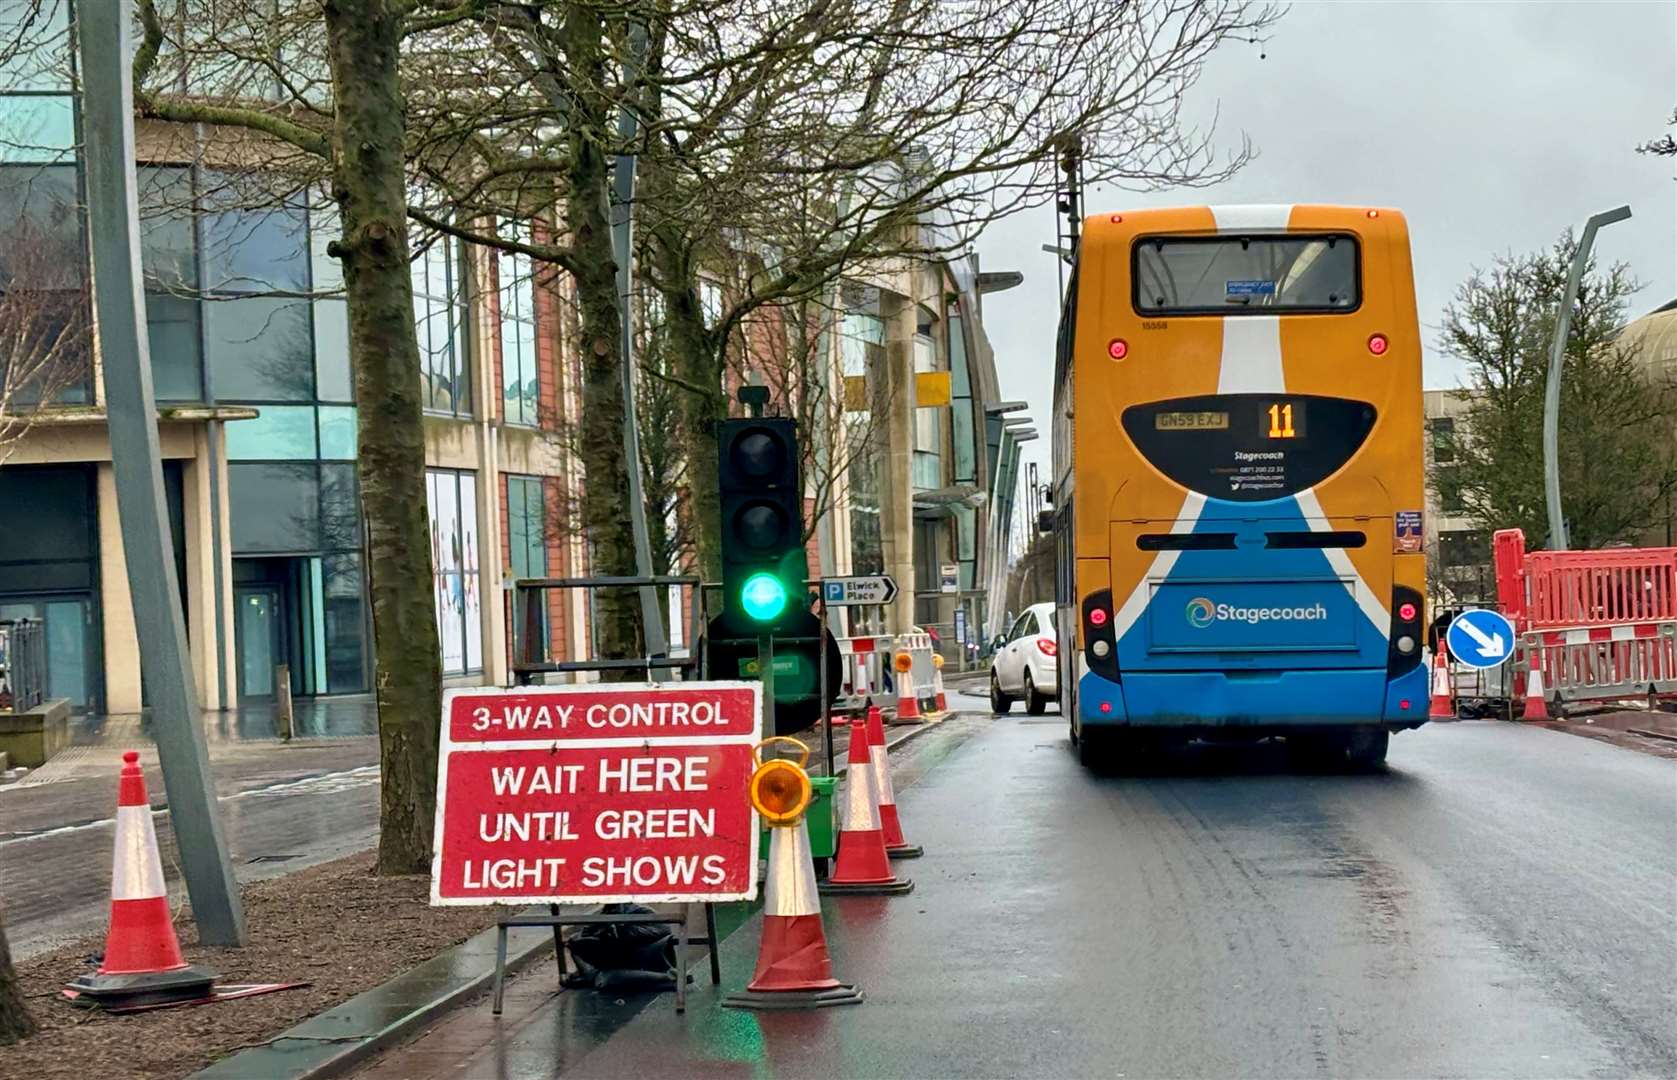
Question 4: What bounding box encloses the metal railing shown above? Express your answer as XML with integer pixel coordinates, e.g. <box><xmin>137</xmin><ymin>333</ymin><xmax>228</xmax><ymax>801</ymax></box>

<box><xmin>0</xmin><ymin>617</ymin><xmax>47</xmax><ymax>713</ymax></box>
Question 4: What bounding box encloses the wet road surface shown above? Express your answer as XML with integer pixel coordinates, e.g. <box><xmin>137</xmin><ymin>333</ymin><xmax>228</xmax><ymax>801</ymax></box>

<box><xmin>361</xmin><ymin>692</ymin><xmax>1677</xmax><ymax>1078</ymax></box>
<box><xmin>1</xmin><ymin>729</ymin><xmax>379</xmax><ymax>957</ymax></box>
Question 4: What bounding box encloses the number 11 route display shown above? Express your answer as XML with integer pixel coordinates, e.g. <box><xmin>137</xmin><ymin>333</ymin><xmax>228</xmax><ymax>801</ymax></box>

<box><xmin>430</xmin><ymin>682</ymin><xmax>763</xmax><ymax>906</ymax></box>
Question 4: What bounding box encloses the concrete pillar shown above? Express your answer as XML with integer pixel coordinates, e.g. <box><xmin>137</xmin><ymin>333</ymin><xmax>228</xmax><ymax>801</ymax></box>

<box><xmin>182</xmin><ymin>429</ymin><xmax>222</xmax><ymax>710</ymax></box>
<box><xmin>214</xmin><ymin>429</ymin><xmax>237</xmax><ymax>706</ymax></box>
<box><xmin>479</xmin><ymin>425</ymin><xmax>508</xmax><ymax>686</ymax></box>
<box><xmin>876</xmin><ymin>298</ymin><xmax>918</xmax><ymax>634</ymax></box>
<box><xmin>96</xmin><ymin>462</ymin><xmax>142</xmax><ymax>715</ymax></box>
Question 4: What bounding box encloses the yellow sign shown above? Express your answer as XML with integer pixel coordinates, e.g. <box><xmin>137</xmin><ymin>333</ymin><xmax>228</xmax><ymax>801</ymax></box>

<box><xmin>1266</xmin><ymin>402</ymin><xmax>1298</xmax><ymax>439</ymax></box>
<box><xmin>844</xmin><ymin>375</ymin><xmax>868</xmax><ymax>411</ymax></box>
<box><xmin>915</xmin><ymin>371</ymin><xmax>952</xmax><ymax>408</ymax></box>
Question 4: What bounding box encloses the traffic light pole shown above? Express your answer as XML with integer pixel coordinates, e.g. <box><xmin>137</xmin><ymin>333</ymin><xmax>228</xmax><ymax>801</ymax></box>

<box><xmin>819</xmin><ymin>630</ymin><xmax>833</xmax><ymax>777</ymax></box>
<box><xmin>757</xmin><ymin>633</ymin><xmax>776</xmax><ymax>749</ymax></box>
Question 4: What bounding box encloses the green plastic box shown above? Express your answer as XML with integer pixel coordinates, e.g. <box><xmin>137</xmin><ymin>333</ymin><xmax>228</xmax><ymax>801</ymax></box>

<box><xmin>760</xmin><ymin>774</ymin><xmax>838</xmax><ymax>867</ymax></box>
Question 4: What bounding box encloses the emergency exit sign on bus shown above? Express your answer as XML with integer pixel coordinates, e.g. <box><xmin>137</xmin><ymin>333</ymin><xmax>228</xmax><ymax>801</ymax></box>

<box><xmin>430</xmin><ymin>682</ymin><xmax>762</xmax><ymax>906</ymax></box>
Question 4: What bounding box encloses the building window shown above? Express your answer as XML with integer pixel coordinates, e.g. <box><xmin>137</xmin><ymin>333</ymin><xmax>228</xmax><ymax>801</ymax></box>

<box><xmin>1427</xmin><ymin>416</ymin><xmax>1456</xmax><ymax>464</ymax></box>
<box><xmin>497</xmin><ymin>221</ymin><xmax>539</xmax><ymax>426</ymax></box>
<box><xmin>913</xmin><ymin>332</ymin><xmax>942</xmax><ymax>489</ymax></box>
<box><xmin>415</xmin><ymin>232</ymin><xmax>470</xmax><ymax>416</ymax></box>
<box><xmin>427</xmin><ymin>469</ymin><xmax>483</xmax><ymax>675</ymax></box>
<box><xmin>506</xmin><ymin>474</ymin><xmax>547</xmax><ymax>651</ymax></box>
<box><xmin>1440</xmin><ymin>530</ymin><xmax>1488</xmax><ymax>569</ymax></box>
<box><xmin>1434</xmin><ymin>465</ymin><xmax>1466</xmax><ymax>515</ymax></box>
<box><xmin>0</xmin><ymin>162</ymin><xmax>90</xmax><ymax>404</ymax></box>
<box><xmin>0</xmin><ymin>0</ymin><xmax>75</xmax><ymax>164</ymax></box>
<box><xmin>200</xmin><ymin>174</ymin><xmax>314</xmax><ymax>402</ymax></box>
<box><xmin>947</xmin><ymin>298</ymin><xmax>976</xmax><ymax>484</ymax></box>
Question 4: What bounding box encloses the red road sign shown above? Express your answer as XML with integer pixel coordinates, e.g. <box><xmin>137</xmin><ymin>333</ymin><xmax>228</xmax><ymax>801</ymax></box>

<box><xmin>431</xmin><ymin>682</ymin><xmax>762</xmax><ymax>905</ymax></box>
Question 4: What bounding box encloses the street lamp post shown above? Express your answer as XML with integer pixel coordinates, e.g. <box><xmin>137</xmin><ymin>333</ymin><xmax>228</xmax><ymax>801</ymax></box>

<box><xmin>1543</xmin><ymin>205</ymin><xmax>1632</xmax><ymax>550</ymax></box>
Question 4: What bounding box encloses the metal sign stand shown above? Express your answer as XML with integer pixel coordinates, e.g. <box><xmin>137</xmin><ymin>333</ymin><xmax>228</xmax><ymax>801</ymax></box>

<box><xmin>491</xmin><ymin>904</ymin><xmax>720</xmax><ymax>1016</ymax></box>
<box><xmin>491</xmin><ymin>575</ymin><xmax>722</xmax><ymax>1015</ymax></box>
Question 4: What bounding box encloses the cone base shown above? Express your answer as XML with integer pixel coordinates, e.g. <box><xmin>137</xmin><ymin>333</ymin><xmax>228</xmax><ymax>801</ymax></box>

<box><xmin>723</xmin><ymin>983</ymin><xmax>864</xmax><ymax>1011</ymax></box>
<box><xmin>819</xmin><ymin>877</ymin><xmax>914</xmax><ymax>896</ymax></box>
<box><xmin>886</xmin><ymin>844</ymin><xmax>924</xmax><ymax>859</ymax></box>
<box><xmin>66</xmin><ymin>965</ymin><xmax>216</xmax><ymax>1009</ymax></box>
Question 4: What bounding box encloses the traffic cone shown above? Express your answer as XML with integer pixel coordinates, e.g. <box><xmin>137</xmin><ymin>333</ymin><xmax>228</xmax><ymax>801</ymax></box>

<box><xmin>893</xmin><ymin>652</ymin><xmax>921</xmax><ymax>722</ymax></box>
<box><xmin>1427</xmin><ymin>648</ymin><xmax>1454</xmax><ymax>720</ymax></box>
<box><xmin>932</xmin><ymin>654</ymin><xmax>948</xmax><ymax>713</ymax></box>
<box><xmin>1523</xmin><ymin>646</ymin><xmax>1552</xmax><ymax>721</ymax></box>
<box><xmin>65</xmin><ymin>752</ymin><xmax>216</xmax><ymax>1007</ymax></box>
<box><xmin>865</xmin><ymin>705</ymin><xmax>922</xmax><ymax>859</ymax></box>
<box><xmin>820</xmin><ymin>719</ymin><xmax>913</xmax><ymax>895</ymax></box>
<box><xmin>723</xmin><ymin>818</ymin><xmax>863</xmax><ymax>1010</ymax></box>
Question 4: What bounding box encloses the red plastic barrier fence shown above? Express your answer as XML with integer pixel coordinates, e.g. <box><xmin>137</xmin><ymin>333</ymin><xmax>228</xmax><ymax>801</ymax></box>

<box><xmin>1494</xmin><ymin>528</ymin><xmax>1677</xmax><ymax>631</ymax></box>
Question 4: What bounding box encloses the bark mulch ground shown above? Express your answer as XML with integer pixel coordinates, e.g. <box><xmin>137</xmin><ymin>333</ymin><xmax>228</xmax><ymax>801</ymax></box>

<box><xmin>6</xmin><ymin>852</ymin><xmax>500</xmax><ymax>1079</ymax></box>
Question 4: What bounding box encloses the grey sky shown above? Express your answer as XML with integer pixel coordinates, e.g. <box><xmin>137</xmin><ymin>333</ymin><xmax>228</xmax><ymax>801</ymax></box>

<box><xmin>976</xmin><ymin>0</ymin><xmax>1677</xmax><ymax>498</ymax></box>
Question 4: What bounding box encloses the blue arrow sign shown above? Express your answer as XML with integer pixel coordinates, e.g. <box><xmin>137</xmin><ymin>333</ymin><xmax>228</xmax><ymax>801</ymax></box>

<box><xmin>1445</xmin><ymin>608</ymin><xmax>1515</xmax><ymax>670</ymax></box>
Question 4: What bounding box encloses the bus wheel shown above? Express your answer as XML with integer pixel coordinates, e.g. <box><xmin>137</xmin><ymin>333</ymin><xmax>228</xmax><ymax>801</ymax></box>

<box><xmin>990</xmin><ymin>671</ymin><xmax>1013</xmax><ymax>714</ymax></box>
<box><xmin>1024</xmin><ymin>672</ymin><xmax>1047</xmax><ymax>715</ymax></box>
<box><xmin>1346</xmin><ymin>728</ymin><xmax>1389</xmax><ymax>769</ymax></box>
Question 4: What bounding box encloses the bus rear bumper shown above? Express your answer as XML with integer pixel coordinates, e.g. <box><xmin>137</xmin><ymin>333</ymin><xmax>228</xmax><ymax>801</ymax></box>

<box><xmin>1077</xmin><ymin>664</ymin><xmax>1429</xmax><ymax>732</ymax></box>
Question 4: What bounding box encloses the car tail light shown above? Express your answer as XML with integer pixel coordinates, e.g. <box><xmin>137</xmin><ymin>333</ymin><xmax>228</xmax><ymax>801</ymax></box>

<box><xmin>1399</xmin><ymin>602</ymin><xmax>1417</xmax><ymax>622</ymax></box>
<box><xmin>1107</xmin><ymin>338</ymin><xmax>1128</xmax><ymax>360</ymax></box>
<box><xmin>1368</xmin><ymin>333</ymin><xmax>1388</xmax><ymax>355</ymax></box>
<box><xmin>1036</xmin><ymin>637</ymin><xmax>1057</xmax><ymax>657</ymax></box>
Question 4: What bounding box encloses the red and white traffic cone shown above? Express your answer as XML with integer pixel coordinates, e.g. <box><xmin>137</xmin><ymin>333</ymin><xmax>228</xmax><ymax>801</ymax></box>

<box><xmin>65</xmin><ymin>751</ymin><xmax>216</xmax><ymax>1007</ymax></box>
<box><xmin>932</xmin><ymin>655</ymin><xmax>948</xmax><ymax>713</ymax></box>
<box><xmin>820</xmin><ymin>719</ymin><xmax>913</xmax><ymax>895</ymax></box>
<box><xmin>1523</xmin><ymin>647</ymin><xmax>1552</xmax><ymax>721</ymax></box>
<box><xmin>893</xmin><ymin>653</ymin><xmax>921</xmax><ymax>722</ymax></box>
<box><xmin>865</xmin><ymin>706</ymin><xmax>922</xmax><ymax>859</ymax></box>
<box><xmin>1427</xmin><ymin>647</ymin><xmax>1454</xmax><ymax>720</ymax></box>
<box><xmin>723</xmin><ymin>818</ymin><xmax>863</xmax><ymax>1010</ymax></box>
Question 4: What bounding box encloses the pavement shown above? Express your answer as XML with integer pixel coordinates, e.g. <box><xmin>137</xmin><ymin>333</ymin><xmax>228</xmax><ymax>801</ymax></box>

<box><xmin>347</xmin><ymin>686</ymin><xmax>1677</xmax><ymax>1079</ymax></box>
<box><xmin>1</xmin><ymin>699</ymin><xmax>380</xmax><ymax>957</ymax></box>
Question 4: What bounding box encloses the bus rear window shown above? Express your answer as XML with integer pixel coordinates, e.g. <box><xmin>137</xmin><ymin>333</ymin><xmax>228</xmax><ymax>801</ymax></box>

<box><xmin>1133</xmin><ymin>234</ymin><xmax>1359</xmax><ymax>315</ymax></box>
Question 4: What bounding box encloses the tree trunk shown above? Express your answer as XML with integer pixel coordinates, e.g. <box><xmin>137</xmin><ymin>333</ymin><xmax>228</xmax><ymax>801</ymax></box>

<box><xmin>322</xmin><ymin>0</ymin><xmax>441</xmax><ymax>874</ymax></box>
<box><xmin>673</xmin><ymin>312</ymin><xmax>725</xmax><ymax>583</ymax></box>
<box><xmin>0</xmin><ymin>916</ymin><xmax>34</xmax><ymax>1045</ymax></box>
<box><xmin>562</xmin><ymin>5</ymin><xmax>643</xmax><ymax>666</ymax></box>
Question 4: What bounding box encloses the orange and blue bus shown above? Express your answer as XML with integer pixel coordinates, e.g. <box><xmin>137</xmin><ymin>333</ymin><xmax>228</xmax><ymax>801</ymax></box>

<box><xmin>1050</xmin><ymin>205</ymin><xmax>1427</xmax><ymax>767</ymax></box>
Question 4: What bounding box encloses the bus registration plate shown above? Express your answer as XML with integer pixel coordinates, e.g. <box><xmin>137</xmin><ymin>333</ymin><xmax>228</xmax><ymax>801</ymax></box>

<box><xmin>1155</xmin><ymin>411</ymin><xmax>1229</xmax><ymax>431</ymax></box>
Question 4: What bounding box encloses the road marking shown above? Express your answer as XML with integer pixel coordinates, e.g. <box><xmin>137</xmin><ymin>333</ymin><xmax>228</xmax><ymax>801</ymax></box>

<box><xmin>0</xmin><ymin>765</ymin><xmax>380</xmax><ymax>847</ymax></box>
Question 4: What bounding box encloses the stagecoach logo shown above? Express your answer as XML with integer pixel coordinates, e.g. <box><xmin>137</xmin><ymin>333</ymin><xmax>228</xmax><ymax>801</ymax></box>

<box><xmin>1186</xmin><ymin>596</ymin><xmax>1329</xmax><ymax>628</ymax></box>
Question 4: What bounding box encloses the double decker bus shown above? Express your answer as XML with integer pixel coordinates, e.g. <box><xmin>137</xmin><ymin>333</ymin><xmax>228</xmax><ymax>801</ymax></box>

<box><xmin>1050</xmin><ymin>205</ymin><xmax>1427</xmax><ymax>767</ymax></box>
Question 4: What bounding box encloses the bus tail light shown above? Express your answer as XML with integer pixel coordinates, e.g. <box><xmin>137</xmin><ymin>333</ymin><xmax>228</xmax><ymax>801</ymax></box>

<box><xmin>1368</xmin><ymin>333</ymin><xmax>1388</xmax><ymax>356</ymax></box>
<box><xmin>1036</xmin><ymin>637</ymin><xmax>1057</xmax><ymax>657</ymax></box>
<box><xmin>1082</xmin><ymin>590</ymin><xmax>1119</xmax><ymax>682</ymax></box>
<box><xmin>1387</xmin><ymin>586</ymin><xmax>1424</xmax><ymax>678</ymax></box>
<box><xmin>1108</xmin><ymin>339</ymin><xmax>1128</xmax><ymax>360</ymax></box>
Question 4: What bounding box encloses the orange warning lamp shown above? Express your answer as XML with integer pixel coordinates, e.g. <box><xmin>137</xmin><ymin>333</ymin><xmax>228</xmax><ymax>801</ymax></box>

<box><xmin>893</xmin><ymin>651</ymin><xmax>913</xmax><ymax>673</ymax></box>
<box><xmin>933</xmin><ymin>654</ymin><xmax>944</xmax><ymax>669</ymax></box>
<box><xmin>750</xmin><ymin>737</ymin><xmax>813</xmax><ymax>826</ymax></box>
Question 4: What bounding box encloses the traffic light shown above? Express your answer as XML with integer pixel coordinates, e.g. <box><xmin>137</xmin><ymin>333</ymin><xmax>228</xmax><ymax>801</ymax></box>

<box><xmin>716</xmin><ymin>417</ymin><xmax>806</xmax><ymax>637</ymax></box>
<box><xmin>705</xmin><ymin>414</ymin><xmax>839</xmax><ymax>733</ymax></box>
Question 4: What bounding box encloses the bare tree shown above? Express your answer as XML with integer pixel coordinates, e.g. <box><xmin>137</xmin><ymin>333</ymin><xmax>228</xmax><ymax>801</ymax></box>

<box><xmin>626</xmin><ymin>0</ymin><xmax>1280</xmax><ymax>575</ymax></box>
<box><xmin>1638</xmin><ymin>108</ymin><xmax>1676</xmax><ymax>158</ymax></box>
<box><xmin>132</xmin><ymin>0</ymin><xmax>443</xmax><ymax>873</ymax></box>
<box><xmin>0</xmin><ymin>213</ymin><xmax>93</xmax><ymax>466</ymax></box>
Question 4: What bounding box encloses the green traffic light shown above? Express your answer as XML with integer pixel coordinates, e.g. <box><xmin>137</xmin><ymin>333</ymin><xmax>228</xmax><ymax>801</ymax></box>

<box><xmin>740</xmin><ymin>571</ymin><xmax>789</xmax><ymax>622</ymax></box>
